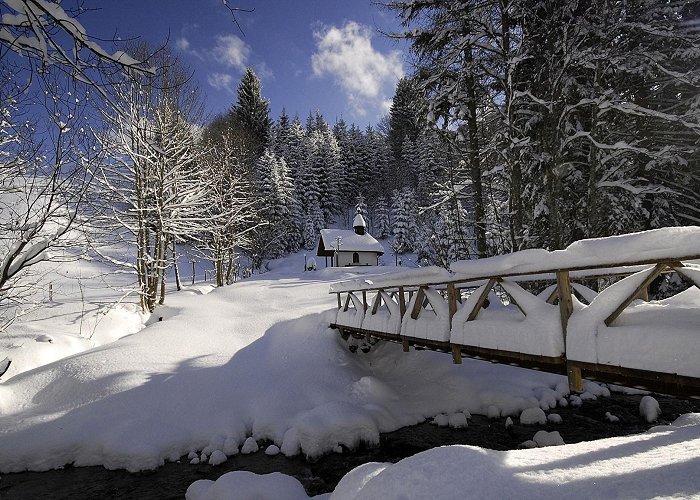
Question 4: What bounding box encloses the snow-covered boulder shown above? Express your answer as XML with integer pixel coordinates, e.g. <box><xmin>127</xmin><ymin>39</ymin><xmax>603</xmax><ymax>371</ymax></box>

<box><xmin>208</xmin><ymin>450</ymin><xmax>227</xmax><ymax>466</ymax></box>
<box><xmin>532</xmin><ymin>430</ymin><xmax>565</xmax><ymax>447</ymax></box>
<box><xmin>640</xmin><ymin>396</ymin><xmax>661</xmax><ymax>423</ymax></box>
<box><xmin>241</xmin><ymin>437</ymin><xmax>259</xmax><ymax>454</ymax></box>
<box><xmin>520</xmin><ymin>407</ymin><xmax>547</xmax><ymax>425</ymax></box>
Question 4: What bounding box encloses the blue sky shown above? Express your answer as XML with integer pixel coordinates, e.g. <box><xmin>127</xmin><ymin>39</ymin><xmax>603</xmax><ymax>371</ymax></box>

<box><xmin>86</xmin><ymin>0</ymin><xmax>408</xmax><ymax>127</ymax></box>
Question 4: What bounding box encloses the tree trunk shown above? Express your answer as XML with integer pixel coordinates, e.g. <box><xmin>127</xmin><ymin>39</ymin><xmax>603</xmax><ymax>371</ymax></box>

<box><xmin>464</xmin><ymin>46</ymin><xmax>487</xmax><ymax>258</ymax></box>
<box><xmin>171</xmin><ymin>238</ymin><xmax>182</xmax><ymax>291</ymax></box>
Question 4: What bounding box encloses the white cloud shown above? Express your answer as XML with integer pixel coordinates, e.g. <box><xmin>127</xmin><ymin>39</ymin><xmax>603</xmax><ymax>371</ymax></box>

<box><xmin>212</xmin><ymin>34</ymin><xmax>251</xmax><ymax>71</ymax></box>
<box><xmin>311</xmin><ymin>21</ymin><xmax>404</xmax><ymax>118</ymax></box>
<box><xmin>207</xmin><ymin>72</ymin><xmax>234</xmax><ymax>93</ymax></box>
<box><xmin>175</xmin><ymin>37</ymin><xmax>190</xmax><ymax>51</ymax></box>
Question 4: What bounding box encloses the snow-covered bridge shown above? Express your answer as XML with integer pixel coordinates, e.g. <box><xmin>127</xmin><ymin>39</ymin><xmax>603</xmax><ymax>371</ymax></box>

<box><xmin>330</xmin><ymin>227</ymin><xmax>700</xmax><ymax>397</ymax></box>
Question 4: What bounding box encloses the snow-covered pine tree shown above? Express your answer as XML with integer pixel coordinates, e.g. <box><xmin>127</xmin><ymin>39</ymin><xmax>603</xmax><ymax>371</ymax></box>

<box><xmin>373</xmin><ymin>196</ymin><xmax>391</xmax><ymax>240</ymax></box>
<box><xmin>268</xmin><ymin>108</ymin><xmax>291</xmax><ymax>160</ymax></box>
<box><xmin>307</xmin><ymin>123</ymin><xmax>343</xmax><ymax>224</ymax></box>
<box><xmin>355</xmin><ymin>193</ymin><xmax>368</xmax><ymax>217</ymax></box>
<box><xmin>387</xmin><ymin>77</ymin><xmax>425</xmax><ymax>191</ymax></box>
<box><xmin>230</xmin><ymin>67</ymin><xmax>272</xmax><ymax>160</ymax></box>
<box><xmin>391</xmin><ymin>187</ymin><xmax>417</xmax><ymax>254</ymax></box>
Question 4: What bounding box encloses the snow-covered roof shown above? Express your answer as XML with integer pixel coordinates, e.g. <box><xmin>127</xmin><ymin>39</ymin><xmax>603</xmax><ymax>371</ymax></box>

<box><xmin>318</xmin><ymin>228</ymin><xmax>384</xmax><ymax>255</ymax></box>
<box><xmin>352</xmin><ymin>213</ymin><xmax>366</xmax><ymax>228</ymax></box>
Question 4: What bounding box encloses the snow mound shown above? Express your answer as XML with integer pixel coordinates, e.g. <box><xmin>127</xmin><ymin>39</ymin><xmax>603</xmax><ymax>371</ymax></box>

<box><xmin>207</xmin><ymin>450</ymin><xmax>227</xmax><ymax>466</ymax></box>
<box><xmin>532</xmin><ymin>430</ymin><xmax>565</xmax><ymax>447</ymax></box>
<box><xmin>520</xmin><ymin>408</ymin><xmax>546</xmax><ymax>425</ymax></box>
<box><xmin>186</xmin><ymin>471</ymin><xmax>308</xmax><ymax>500</ymax></box>
<box><xmin>241</xmin><ymin>437</ymin><xmax>259</xmax><ymax>455</ymax></box>
<box><xmin>640</xmin><ymin>396</ymin><xmax>661</xmax><ymax>423</ymax></box>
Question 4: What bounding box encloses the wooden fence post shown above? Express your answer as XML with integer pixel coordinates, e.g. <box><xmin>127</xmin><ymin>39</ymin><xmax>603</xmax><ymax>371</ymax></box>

<box><xmin>557</xmin><ymin>270</ymin><xmax>583</xmax><ymax>392</ymax></box>
<box><xmin>448</xmin><ymin>283</ymin><xmax>461</xmax><ymax>364</ymax></box>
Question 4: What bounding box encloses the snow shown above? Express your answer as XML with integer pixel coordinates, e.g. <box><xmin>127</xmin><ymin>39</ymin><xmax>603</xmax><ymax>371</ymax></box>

<box><xmin>329</xmin><ymin>266</ymin><xmax>452</xmax><ymax>293</ymax></box>
<box><xmin>1</xmin><ymin>236</ymin><xmax>699</xmax><ymax>498</ymax></box>
<box><xmin>531</xmin><ymin>430</ymin><xmax>565</xmax><ymax>447</ymax></box>
<box><xmin>319</xmin><ymin>228</ymin><xmax>384</xmax><ymax>254</ymax></box>
<box><xmin>191</xmin><ymin>413</ymin><xmax>700</xmax><ymax>499</ymax></box>
<box><xmin>547</xmin><ymin>413</ymin><xmax>562</xmax><ymax>424</ymax></box>
<box><xmin>520</xmin><ymin>407</ymin><xmax>547</xmax><ymax>425</ymax></box>
<box><xmin>265</xmin><ymin>444</ymin><xmax>280</xmax><ymax>456</ymax></box>
<box><xmin>360</xmin><ymin>290</ymin><xmax>401</xmax><ymax>334</ymax></box>
<box><xmin>186</xmin><ymin>471</ymin><xmax>309</xmax><ymax>500</ymax></box>
<box><xmin>241</xmin><ymin>437</ymin><xmax>259</xmax><ymax>455</ymax></box>
<box><xmin>400</xmin><ymin>287</ymin><xmax>450</xmax><ymax>342</ymax></box>
<box><xmin>640</xmin><ymin>396</ymin><xmax>661</xmax><ymax>423</ymax></box>
<box><xmin>450</xmin><ymin>226</ymin><xmax>700</xmax><ymax>278</ymax></box>
<box><xmin>450</xmin><ymin>280</ymin><xmax>564</xmax><ymax>357</ymax></box>
<box><xmin>335</xmin><ymin>292</ymin><xmax>365</xmax><ymax>329</ymax></box>
<box><xmin>208</xmin><ymin>450</ymin><xmax>227</xmax><ymax>466</ymax></box>
<box><xmin>567</xmin><ymin>268</ymin><xmax>700</xmax><ymax>377</ymax></box>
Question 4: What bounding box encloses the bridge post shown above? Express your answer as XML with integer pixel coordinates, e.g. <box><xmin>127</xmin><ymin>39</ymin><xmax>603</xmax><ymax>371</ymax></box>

<box><xmin>448</xmin><ymin>284</ymin><xmax>461</xmax><ymax>364</ymax></box>
<box><xmin>398</xmin><ymin>287</ymin><xmax>409</xmax><ymax>352</ymax></box>
<box><xmin>557</xmin><ymin>270</ymin><xmax>583</xmax><ymax>392</ymax></box>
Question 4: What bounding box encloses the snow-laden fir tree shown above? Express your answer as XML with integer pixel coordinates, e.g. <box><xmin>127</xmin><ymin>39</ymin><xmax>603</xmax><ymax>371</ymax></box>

<box><xmin>391</xmin><ymin>187</ymin><xmax>417</xmax><ymax>254</ymax></box>
<box><xmin>230</xmin><ymin>68</ymin><xmax>272</xmax><ymax>157</ymax></box>
<box><xmin>387</xmin><ymin>77</ymin><xmax>425</xmax><ymax>191</ymax></box>
<box><xmin>373</xmin><ymin>195</ymin><xmax>391</xmax><ymax>240</ymax></box>
<box><xmin>355</xmin><ymin>193</ymin><xmax>368</xmax><ymax>217</ymax></box>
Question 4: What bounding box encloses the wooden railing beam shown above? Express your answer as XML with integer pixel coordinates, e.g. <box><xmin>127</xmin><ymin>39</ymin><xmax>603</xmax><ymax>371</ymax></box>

<box><xmin>604</xmin><ymin>263</ymin><xmax>668</xmax><ymax>327</ymax></box>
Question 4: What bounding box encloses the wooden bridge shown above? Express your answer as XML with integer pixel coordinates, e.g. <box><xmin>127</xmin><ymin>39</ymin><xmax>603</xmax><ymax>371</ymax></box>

<box><xmin>329</xmin><ymin>227</ymin><xmax>700</xmax><ymax>398</ymax></box>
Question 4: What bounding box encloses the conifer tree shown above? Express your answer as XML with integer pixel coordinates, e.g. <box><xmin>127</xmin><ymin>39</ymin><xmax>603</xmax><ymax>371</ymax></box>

<box><xmin>373</xmin><ymin>195</ymin><xmax>391</xmax><ymax>239</ymax></box>
<box><xmin>230</xmin><ymin>67</ymin><xmax>272</xmax><ymax>159</ymax></box>
<box><xmin>391</xmin><ymin>187</ymin><xmax>416</xmax><ymax>254</ymax></box>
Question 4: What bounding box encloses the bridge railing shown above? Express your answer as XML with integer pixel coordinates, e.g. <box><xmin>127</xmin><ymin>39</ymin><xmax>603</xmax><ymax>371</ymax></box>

<box><xmin>329</xmin><ymin>227</ymin><xmax>700</xmax><ymax>396</ymax></box>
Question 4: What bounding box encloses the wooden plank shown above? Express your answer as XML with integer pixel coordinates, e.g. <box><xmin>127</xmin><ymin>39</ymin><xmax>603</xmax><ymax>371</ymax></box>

<box><xmin>467</xmin><ymin>278</ymin><xmax>497</xmax><ymax>321</ymax></box>
<box><xmin>371</xmin><ymin>289</ymin><xmax>382</xmax><ymax>315</ymax></box>
<box><xmin>568</xmin><ymin>359</ymin><xmax>700</xmax><ymax>398</ymax></box>
<box><xmin>362</xmin><ymin>290</ymin><xmax>368</xmax><ymax>312</ymax></box>
<box><xmin>343</xmin><ymin>293</ymin><xmax>351</xmax><ymax>312</ymax></box>
<box><xmin>447</xmin><ymin>283</ymin><xmax>458</xmax><ymax>329</ymax></box>
<box><xmin>402</xmin><ymin>336</ymin><xmax>410</xmax><ymax>352</ymax></box>
<box><xmin>410</xmin><ymin>287</ymin><xmax>426</xmax><ymax>320</ymax></box>
<box><xmin>556</xmin><ymin>271</ymin><xmax>573</xmax><ymax>336</ymax></box>
<box><xmin>450</xmin><ymin>344</ymin><xmax>567</xmax><ymax>373</ymax></box>
<box><xmin>337</xmin><ymin>292</ymin><xmax>341</xmax><ymax>309</ymax></box>
<box><xmin>604</xmin><ymin>264</ymin><xmax>667</xmax><ymax>326</ymax></box>
<box><xmin>398</xmin><ymin>286</ymin><xmax>406</xmax><ymax>317</ymax></box>
<box><xmin>546</xmin><ymin>287</ymin><xmax>559</xmax><ymax>305</ymax></box>
<box><xmin>567</xmin><ymin>364</ymin><xmax>584</xmax><ymax>393</ymax></box>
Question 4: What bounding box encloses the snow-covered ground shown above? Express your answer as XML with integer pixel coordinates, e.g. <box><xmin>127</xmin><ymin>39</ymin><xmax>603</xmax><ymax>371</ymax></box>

<box><xmin>1</xmin><ymin>246</ymin><xmax>699</xmax><ymax>499</ymax></box>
